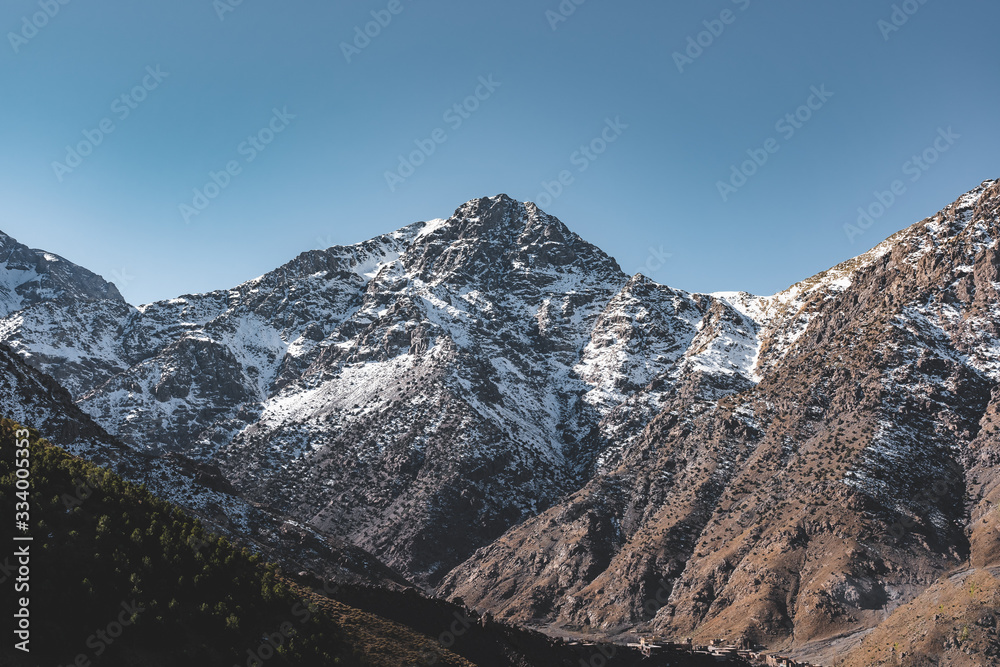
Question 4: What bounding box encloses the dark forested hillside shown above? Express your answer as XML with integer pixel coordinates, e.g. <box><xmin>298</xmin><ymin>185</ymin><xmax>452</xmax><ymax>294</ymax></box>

<box><xmin>0</xmin><ymin>419</ymin><xmax>472</xmax><ymax>667</ymax></box>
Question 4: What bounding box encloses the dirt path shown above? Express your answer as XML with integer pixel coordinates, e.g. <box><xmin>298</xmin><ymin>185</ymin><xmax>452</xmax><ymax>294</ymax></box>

<box><xmin>785</xmin><ymin>627</ymin><xmax>875</xmax><ymax>666</ymax></box>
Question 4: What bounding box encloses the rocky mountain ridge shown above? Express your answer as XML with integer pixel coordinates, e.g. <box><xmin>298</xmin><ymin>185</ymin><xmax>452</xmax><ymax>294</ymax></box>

<box><xmin>2</xmin><ymin>181</ymin><xmax>999</xmax><ymax>664</ymax></box>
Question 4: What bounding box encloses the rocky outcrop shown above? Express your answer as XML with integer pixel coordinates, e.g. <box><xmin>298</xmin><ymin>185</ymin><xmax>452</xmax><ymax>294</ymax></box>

<box><xmin>0</xmin><ymin>231</ymin><xmax>124</xmax><ymax>317</ymax></box>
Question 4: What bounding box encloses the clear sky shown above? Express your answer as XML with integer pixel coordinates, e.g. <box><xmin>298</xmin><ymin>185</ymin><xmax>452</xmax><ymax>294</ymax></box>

<box><xmin>2</xmin><ymin>0</ymin><xmax>998</xmax><ymax>305</ymax></box>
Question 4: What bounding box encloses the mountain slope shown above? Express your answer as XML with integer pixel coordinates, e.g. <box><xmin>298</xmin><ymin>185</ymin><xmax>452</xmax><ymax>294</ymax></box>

<box><xmin>1</xmin><ymin>181</ymin><xmax>998</xmax><ymax>664</ymax></box>
<box><xmin>0</xmin><ymin>339</ymin><xmax>411</xmax><ymax>594</ymax></box>
<box><xmin>0</xmin><ymin>230</ymin><xmax>123</xmax><ymax>316</ymax></box>
<box><xmin>439</xmin><ymin>180</ymin><xmax>1000</xmax><ymax>661</ymax></box>
<box><xmin>0</xmin><ymin>420</ymin><xmax>476</xmax><ymax>667</ymax></box>
<box><xmin>214</xmin><ymin>196</ymin><xmax>631</xmax><ymax>583</ymax></box>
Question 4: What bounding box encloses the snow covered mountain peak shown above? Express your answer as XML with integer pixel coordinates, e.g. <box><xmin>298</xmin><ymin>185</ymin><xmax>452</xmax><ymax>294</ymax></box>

<box><xmin>0</xmin><ymin>230</ymin><xmax>124</xmax><ymax>318</ymax></box>
<box><xmin>399</xmin><ymin>194</ymin><xmax>624</xmax><ymax>291</ymax></box>
<box><xmin>3</xmin><ymin>182</ymin><xmax>1000</xmax><ymax>600</ymax></box>
<box><xmin>5</xmin><ymin>183</ymin><xmax>1000</xmax><ymax>661</ymax></box>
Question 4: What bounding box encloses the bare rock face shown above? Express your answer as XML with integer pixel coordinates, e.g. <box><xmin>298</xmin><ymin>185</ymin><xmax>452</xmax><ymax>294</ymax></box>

<box><xmin>439</xmin><ymin>181</ymin><xmax>1000</xmax><ymax>658</ymax></box>
<box><xmin>2</xmin><ymin>182</ymin><xmax>1000</xmax><ymax>662</ymax></box>
<box><xmin>0</xmin><ymin>233</ymin><xmax>132</xmax><ymax>396</ymax></box>
<box><xmin>211</xmin><ymin>196</ymin><xmax>631</xmax><ymax>583</ymax></box>
<box><xmin>0</xmin><ymin>342</ymin><xmax>121</xmax><ymax>454</ymax></box>
<box><xmin>0</xmin><ymin>231</ymin><xmax>124</xmax><ymax>315</ymax></box>
<box><xmin>0</xmin><ymin>340</ymin><xmax>409</xmax><ymax>594</ymax></box>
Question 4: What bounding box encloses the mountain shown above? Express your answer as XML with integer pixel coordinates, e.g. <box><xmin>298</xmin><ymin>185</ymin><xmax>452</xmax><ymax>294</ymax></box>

<box><xmin>440</xmin><ymin>180</ymin><xmax>1000</xmax><ymax>663</ymax></box>
<box><xmin>0</xmin><ymin>230</ymin><xmax>124</xmax><ymax>314</ymax></box>
<box><xmin>2</xmin><ymin>196</ymin><xmax>635</xmax><ymax>584</ymax></box>
<box><xmin>1</xmin><ymin>181</ymin><xmax>999</xmax><ymax>665</ymax></box>
<box><xmin>0</xmin><ymin>333</ymin><xmax>410</xmax><ymax>594</ymax></box>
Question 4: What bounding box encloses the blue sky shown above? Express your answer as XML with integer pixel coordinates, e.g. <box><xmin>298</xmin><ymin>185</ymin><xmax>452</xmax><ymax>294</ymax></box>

<box><xmin>2</xmin><ymin>0</ymin><xmax>998</xmax><ymax>305</ymax></box>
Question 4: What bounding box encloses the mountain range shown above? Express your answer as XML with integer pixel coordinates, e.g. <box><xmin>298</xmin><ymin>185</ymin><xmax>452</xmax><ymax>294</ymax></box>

<box><xmin>3</xmin><ymin>180</ymin><xmax>999</xmax><ymax>665</ymax></box>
